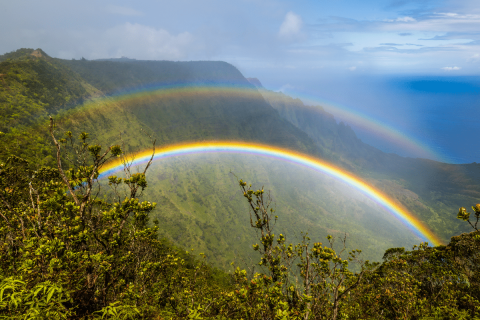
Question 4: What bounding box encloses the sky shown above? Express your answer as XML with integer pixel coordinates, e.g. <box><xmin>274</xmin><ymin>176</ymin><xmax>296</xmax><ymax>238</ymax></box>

<box><xmin>2</xmin><ymin>0</ymin><xmax>479</xmax><ymax>75</ymax></box>
<box><xmin>1</xmin><ymin>0</ymin><xmax>479</xmax><ymax>163</ymax></box>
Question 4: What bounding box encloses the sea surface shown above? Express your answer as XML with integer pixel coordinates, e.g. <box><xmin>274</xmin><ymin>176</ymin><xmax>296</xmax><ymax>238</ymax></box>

<box><xmin>277</xmin><ymin>75</ymin><xmax>480</xmax><ymax>164</ymax></box>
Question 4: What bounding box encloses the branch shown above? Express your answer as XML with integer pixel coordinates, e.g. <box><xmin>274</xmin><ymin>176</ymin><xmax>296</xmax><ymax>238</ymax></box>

<box><xmin>49</xmin><ymin>117</ymin><xmax>80</xmax><ymax>206</ymax></box>
<box><xmin>142</xmin><ymin>134</ymin><xmax>156</xmax><ymax>176</ymax></box>
<box><xmin>337</xmin><ymin>270</ymin><xmax>366</xmax><ymax>301</ymax></box>
<box><xmin>79</xmin><ymin>147</ymin><xmax>111</xmax><ymax>216</ymax></box>
<box><xmin>28</xmin><ymin>182</ymin><xmax>42</xmax><ymax>232</ymax></box>
<box><xmin>116</xmin><ymin>139</ymin><xmax>156</xmax><ymax>238</ymax></box>
<box><xmin>0</xmin><ymin>192</ymin><xmax>12</xmax><ymax>224</ymax></box>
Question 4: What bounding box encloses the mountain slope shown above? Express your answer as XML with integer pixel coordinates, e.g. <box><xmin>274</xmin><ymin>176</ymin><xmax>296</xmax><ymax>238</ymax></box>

<box><xmin>0</xmin><ymin>49</ymin><xmax>154</xmax><ymax>165</ymax></box>
<box><xmin>60</xmin><ymin>59</ymin><xmax>323</xmax><ymax>156</ymax></box>
<box><xmin>257</xmin><ymin>86</ymin><xmax>480</xmax><ymax>240</ymax></box>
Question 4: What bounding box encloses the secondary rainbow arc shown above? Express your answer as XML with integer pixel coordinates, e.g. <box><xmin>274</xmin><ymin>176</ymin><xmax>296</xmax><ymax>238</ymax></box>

<box><xmin>99</xmin><ymin>141</ymin><xmax>444</xmax><ymax>246</ymax></box>
<box><xmin>269</xmin><ymin>89</ymin><xmax>444</xmax><ymax>162</ymax></box>
<box><xmin>70</xmin><ymin>82</ymin><xmax>443</xmax><ymax>162</ymax></box>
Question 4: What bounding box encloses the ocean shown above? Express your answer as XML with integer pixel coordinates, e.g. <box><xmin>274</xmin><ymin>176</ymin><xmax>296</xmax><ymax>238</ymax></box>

<box><xmin>276</xmin><ymin>75</ymin><xmax>480</xmax><ymax>164</ymax></box>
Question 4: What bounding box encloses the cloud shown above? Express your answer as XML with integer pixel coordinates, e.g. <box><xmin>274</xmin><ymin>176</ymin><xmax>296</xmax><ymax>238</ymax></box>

<box><xmin>446</xmin><ymin>0</ymin><xmax>480</xmax><ymax>15</ymax></box>
<box><xmin>106</xmin><ymin>5</ymin><xmax>143</xmax><ymax>16</ymax></box>
<box><xmin>277</xmin><ymin>84</ymin><xmax>294</xmax><ymax>93</ymax></box>
<box><xmin>421</xmin><ymin>32</ymin><xmax>480</xmax><ymax>40</ymax></box>
<box><xmin>99</xmin><ymin>23</ymin><xmax>195</xmax><ymax>60</ymax></box>
<box><xmin>386</xmin><ymin>0</ymin><xmax>435</xmax><ymax>9</ymax></box>
<box><xmin>312</xmin><ymin>11</ymin><xmax>480</xmax><ymax>35</ymax></box>
<box><xmin>396</xmin><ymin>16</ymin><xmax>416</xmax><ymax>22</ymax></box>
<box><xmin>349</xmin><ymin>66</ymin><xmax>357</xmax><ymax>71</ymax></box>
<box><xmin>278</xmin><ymin>12</ymin><xmax>303</xmax><ymax>39</ymax></box>
<box><xmin>363</xmin><ymin>45</ymin><xmax>455</xmax><ymax>54</ymax></box>
<box><xmin>364</xmin><ymin>46</ymin><xmax>399</xmax><ymax>52</ymax></box>
<box><xmin>441</xmin><ymin>66</ymin><xmax>461</xmax><ymax>70</ymax></box>
<box><xmin>0</xmin><ymin>22</ymin><xmax>199</xmax><ymax>61</ymax></box>
<box><xmin>2</xmin><ymin>0</ymin><xmax>480</xmax><ymax>76</ymax></box>
<box><xmin>467</xmin><ymin>53</ymin><xmax>480</xmax><ymax>62</ymax></box>
<box><xmin>385</xmin><ymin>16</ymin><xmax>416</xmax><ymax>23</ymax></box>
<box><xmin>402</xmin><ymin>13</ymin><xmax>480</xmax><ymax>33</ymax></box>
<box><xmin>464</xmin><ymin>40</ymin><xmax>480</xmax><ymax>45</ymax></box>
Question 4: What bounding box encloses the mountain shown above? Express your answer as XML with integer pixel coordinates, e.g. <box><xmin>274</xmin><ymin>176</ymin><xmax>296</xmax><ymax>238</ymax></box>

<box><xmin>246</xmin><ymin>77</ymin><xmax>263</xmax><ymax>89</ymax></box>
<box><xmin>0</xmin><ymin>48</ymin><xmax>104</xmax><ymax>164</ymax></box>
<box><xmin>1</xmin><ymin>48</ymin><xmax>477</xmax><ymax>269</ymax></box>
<box><xmin>60</xmin><ymin>58</ymin><xmax>321</xmax><ymax>156</ymax></box>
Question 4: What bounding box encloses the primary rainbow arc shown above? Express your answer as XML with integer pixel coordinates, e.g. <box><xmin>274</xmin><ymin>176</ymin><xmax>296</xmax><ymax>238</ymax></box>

<box><xmin>99</xmin><ymin>141</ymin><xmax>443</xmax><ymax>246</ymax></box>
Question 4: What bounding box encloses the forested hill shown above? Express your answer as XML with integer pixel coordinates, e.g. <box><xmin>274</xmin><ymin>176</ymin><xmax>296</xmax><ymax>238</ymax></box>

<box><xmin>62</xmin><ymin>58</ymin><xmax>254</xmax><ymax>94</ymax></box>
<box><xmin>60</xmin><ymin>57</ymin><xmax>327</xmax><ymax>157</ymax></box>
<box><xmin>0</xmin><ymin>49</ymin><xmax>103</xmax><ymax>164</ymax></box>
<box><xmin>0</xmin><ymin>48</ymin><xmax>322</xmax><ymax>165</ymax></box>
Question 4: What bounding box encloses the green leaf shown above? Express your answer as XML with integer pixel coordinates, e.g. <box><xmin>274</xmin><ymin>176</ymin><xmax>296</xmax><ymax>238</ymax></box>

<box><xmin>46</xmin><ymin>287</ymin><xmax>56</xmax><ymax>303</ymax></box>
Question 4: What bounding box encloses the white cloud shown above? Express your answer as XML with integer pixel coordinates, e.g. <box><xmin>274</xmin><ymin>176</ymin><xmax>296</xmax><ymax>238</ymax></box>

<box><xmin>441</xmin><ymin>66</ymin><xmax>461</xmax><ymax>70</ymax></box>
<box><xmin>348</xmin><ymin>66</ymin><xmax>357</xmax><ymax>71</ymax></box>
<box><xmin>381</xmin><ymin>12</ymin><xmax>480</xmax><ymax>33</ymax></box>
<box><xmin>384</xmin><ymin>16</ymin><xmax>416</xmax><ymax>23</ymax></box>
<box><xmin>1</xmin><ymin>23</ymin><xmax>198</xmax><ymax>61</ymax></box>
<box><xmin>100</xmin><ymin>23</ymin><xmax>195</xmax><ymax>60</ymax></box>
<box><xmin>2</xmin><ymin>0</ymin><xmax>480</xmax><ymax>75</ymax></box>
<box><xmin>106</xmin><ymin>5</ymin><xmax>143</xmax><ymax>16</ymax></box>
<box><xmin>396</xmin><ymin>16</ymin><xmax>416</xmax><ymax>22</ymax></box>
<box><xmin>277</xmin><ymin>84</ymin><xmax>294</xmax><ymax>93</ymax></box>
<box><xmin>278</xmin><ymin>12</ymin><xmax>303</xmax><ymax>39</ymax></box>
<box><xmin>467</xmin><ymin>53</ymin><xmax>480</xmax><ymax>62</ymax></box>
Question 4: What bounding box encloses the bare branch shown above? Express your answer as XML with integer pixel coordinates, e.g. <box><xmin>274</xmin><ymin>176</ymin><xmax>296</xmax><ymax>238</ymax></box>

<box><xmin>79</xmin><ymin>147</ymin><xmax>111</xmax><ymax>216</ymax></box>
<box><xmin>49</xmin><ymin>117</ymin><xmax>80</xmax><ymax>206</ymax></box>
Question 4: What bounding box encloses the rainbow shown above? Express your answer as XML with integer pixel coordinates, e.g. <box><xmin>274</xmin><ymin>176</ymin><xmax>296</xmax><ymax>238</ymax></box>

<box><xmin>67</xmin><ymin>82</ymin><xmax>444</xmax><ymax>162</ymax></box>
<box><xmin>69</xmin><ymin>82</ymin><xmax>264</xmax><ymax>112</ymax></box>
<box><xmin>269</xmin><ymin>89</ymin><xmax>446</xmax><ymax>162</ymax></box>
<box><xmin>99</xmin><ymin>141</ymin><xmax>444</xmax><ymax>246</ymax></box>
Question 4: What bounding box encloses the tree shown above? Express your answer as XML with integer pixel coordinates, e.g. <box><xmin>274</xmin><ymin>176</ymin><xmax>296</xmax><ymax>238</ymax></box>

<box><xmin>222</xmin><ymin>179</ymin><xmax>368</xmax><ymax>320</ymax></box>
<box><xmin>0</xmin><ymin>120</ymin><xmax>229</xmax><ymax>318</ymax></box>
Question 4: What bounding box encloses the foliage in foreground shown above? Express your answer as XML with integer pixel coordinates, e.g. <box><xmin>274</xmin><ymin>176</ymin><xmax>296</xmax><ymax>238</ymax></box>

<box><xmin>0</xmin><ymin>123</ymin><xmax>479</xmax><ymax>319</ymax></box>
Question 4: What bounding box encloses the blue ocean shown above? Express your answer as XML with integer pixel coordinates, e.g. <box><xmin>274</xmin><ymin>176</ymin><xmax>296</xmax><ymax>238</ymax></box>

<box><xmin>383</xmin><ymin>76</ymin><xmax>480</xmax><ymax>164</ymax></box>
<box><xmin>279</xmin><ymin>75</ymin><xmax>480</xmax><ymax>164</ymax></box>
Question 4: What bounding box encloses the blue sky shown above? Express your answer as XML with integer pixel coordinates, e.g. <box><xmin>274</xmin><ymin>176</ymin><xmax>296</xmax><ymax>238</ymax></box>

<box><xmin>2</xmin><ymin>0</ymin><xmax>479</xmax><ymax>77</ymax></box>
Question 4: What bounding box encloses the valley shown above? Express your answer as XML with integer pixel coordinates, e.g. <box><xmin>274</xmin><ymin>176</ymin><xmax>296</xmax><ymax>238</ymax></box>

<box><xmin>1</xmin><ymin>48</ymin><xmax>478</xmax><ymax>270</ymax></box>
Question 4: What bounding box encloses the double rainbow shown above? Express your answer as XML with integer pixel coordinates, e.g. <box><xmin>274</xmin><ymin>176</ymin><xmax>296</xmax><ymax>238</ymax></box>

<box><xmin>99</xmin><ymin>141</ymin><xmax>444</xmax><ymax>246</ymax></box>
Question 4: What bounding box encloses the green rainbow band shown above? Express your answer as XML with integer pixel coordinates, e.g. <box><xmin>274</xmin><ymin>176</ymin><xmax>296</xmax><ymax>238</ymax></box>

<box><xmin>99</xmin><ymin>141</ymin><xmax>444</xmax><ymax>246</ymax></box>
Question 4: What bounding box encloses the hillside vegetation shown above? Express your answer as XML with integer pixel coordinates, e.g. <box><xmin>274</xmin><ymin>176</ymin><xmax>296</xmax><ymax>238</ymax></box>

<box><xmin>0</xmin><ymin>121</ymin><xmax>479</xmax><ymax>318</ymax></box>
<box><xmin>0</xmin><ymin>48</ymin><xmax>478</xmax><ymax>268</ymax></box>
